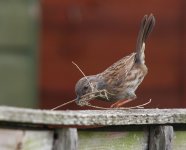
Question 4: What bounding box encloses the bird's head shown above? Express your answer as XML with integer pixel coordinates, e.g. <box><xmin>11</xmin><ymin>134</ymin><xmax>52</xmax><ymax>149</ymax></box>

<box><xmin>75</xmin><ymin>76</ymin><xmax>94</xmax><ymax>103</ymax></box>
<box><xmin>75</xmin><ymin>75</ymin><xmax>107</xmax><ymax>105</ymax></box>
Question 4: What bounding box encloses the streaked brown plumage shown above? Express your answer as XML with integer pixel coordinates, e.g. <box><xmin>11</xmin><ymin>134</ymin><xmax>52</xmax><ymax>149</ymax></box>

<box><xmin>75</xmin><ymin>14</ymin><xmax>155</xmax><ymax>107</ymax></box>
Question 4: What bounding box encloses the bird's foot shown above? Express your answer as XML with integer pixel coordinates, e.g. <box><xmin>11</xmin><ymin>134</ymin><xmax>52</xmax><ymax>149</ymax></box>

<box><xmin>110</xmin><ymin>99</ymin><xmax>133</xmax><ymax>108</ymax></box>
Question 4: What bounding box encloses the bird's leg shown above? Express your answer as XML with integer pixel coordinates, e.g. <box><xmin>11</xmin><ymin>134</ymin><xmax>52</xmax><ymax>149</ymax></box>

<box><xmin>110</xmin><ymin>92</ymin><xmax>136</xmax><ymax>108</ymax></box>
<box><xmin>110</xmin><ymin>99</ymin><xmax>133</xmax><ymax>108</ymax></box>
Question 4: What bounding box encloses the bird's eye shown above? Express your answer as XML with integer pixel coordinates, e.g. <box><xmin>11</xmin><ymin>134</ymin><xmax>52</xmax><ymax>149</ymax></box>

<box><xmin>83</xmin><ymin>86</ymin><xmax>88</xmax><ymax>90</ymax></box>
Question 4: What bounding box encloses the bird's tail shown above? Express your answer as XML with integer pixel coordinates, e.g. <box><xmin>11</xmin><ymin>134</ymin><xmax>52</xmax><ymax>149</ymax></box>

<box><xmin>135</xmin><ymin>14</ymin><xmax>155</xmax><ymax>64</ymax></box>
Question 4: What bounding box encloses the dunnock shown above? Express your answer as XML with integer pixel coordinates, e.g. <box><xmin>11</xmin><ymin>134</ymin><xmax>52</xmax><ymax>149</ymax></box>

<box><xmin>75</xmin><ymin>14</ymin><xmax>155</xmax><ymax>108</ymax></box>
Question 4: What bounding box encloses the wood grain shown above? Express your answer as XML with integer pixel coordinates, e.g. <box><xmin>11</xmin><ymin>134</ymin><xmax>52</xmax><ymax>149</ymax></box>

<box><xmin>53</xmin><ymin>128</ymin><xmax>78</xmax><ymax>150</ymax></box>
<box><xmin>79</xmin><ymin>130</ymin><xmax>148</xmax><ymax>150</ymax></box>
<box><xmin>149</xmin><ymin>126</ymin><xmax>173</xmax><ymax>150</ymax></box>
<box><xmin>1</xmin><ymin>107</ymin><xmax>186</xmax><ymax>127</ymax></box>
<box><xmin>0</xmin><ymin>129</ymin><xmax>54</xmax><ymax>150</ymax></box>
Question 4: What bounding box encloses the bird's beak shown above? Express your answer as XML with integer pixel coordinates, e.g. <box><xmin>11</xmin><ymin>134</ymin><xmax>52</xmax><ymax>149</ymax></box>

<box><xmin>75</xmin><ymin>95</ymin><xmax>80</xmax><ymax>105</ymax></box>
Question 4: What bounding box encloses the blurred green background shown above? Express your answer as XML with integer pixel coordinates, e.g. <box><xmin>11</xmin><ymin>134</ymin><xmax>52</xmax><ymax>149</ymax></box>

<box><xmin>0</xmin><ymin>0</ymin><xmax>39</xmax><ymax>108</ymax></box>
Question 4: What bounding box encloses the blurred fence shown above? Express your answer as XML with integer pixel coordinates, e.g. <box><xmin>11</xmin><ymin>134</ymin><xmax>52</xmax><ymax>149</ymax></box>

<box><xmin>0</xmin><ymin>0</ymin><xmax>39</xmax><ymax>107</ymax></box>
<box><xmin>0</xmin><ymin>106</ymin><xmax>186</xmax><ymax>149</ymax></box>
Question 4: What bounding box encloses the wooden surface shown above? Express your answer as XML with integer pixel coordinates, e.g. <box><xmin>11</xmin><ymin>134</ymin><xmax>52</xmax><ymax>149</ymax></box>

<box><xmin>79</xmin><ymin>130</ymin><xmax>148</xmax><ymax>150</ymax></box>
<box><xmin>53</xmin><ymin>128</ymin><xmax>78</xmax><ymax>150</ymax></box>
<box><xmin>1</xmin><ymin>107</ymin><xmax>186</xmax><ymax>127</ymax></box>
<box><xmin>1</xmin><ymin>107</ymin><xmax>186</xmax><ymax>149</ymax></box>
<box><xmin>0</xmin><ymin>129</ymin><xmax>54</xmax><ymax>150</ymax></box>
<box><xmin>149</xmin><ymin>126</ymin><xmax>173</xmax><ymax>150</ymax></box>
<box><xmin>2</xmin><ymin>127</ymin><xmax>186</xmax><ymax>150</ymax></box>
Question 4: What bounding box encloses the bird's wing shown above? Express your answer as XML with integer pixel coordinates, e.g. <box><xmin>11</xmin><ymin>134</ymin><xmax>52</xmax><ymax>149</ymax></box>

<box><xmin>101</xmin><ymin>52</ymin><xmax>136</xmax><ymax>86</ymax></box>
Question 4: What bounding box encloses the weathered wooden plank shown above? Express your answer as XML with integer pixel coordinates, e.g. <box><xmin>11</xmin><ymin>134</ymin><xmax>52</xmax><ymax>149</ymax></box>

<box><xmin>173</xmin><ymin>131</ymin><xmax>186</xmax><ymax>150</ymax></box>
<box><xmin>78</xmin><ymin>130</ymin><xmax>148</xmax><ymax>150</ymax></box>
<box><xmin>0</xmin><ymin>129</ymin><xmax>54</xmax><ymax>150</ymax></box>
<box><xmin>53</xmin><ymin>128</ymin><xmax>78</xmax><ymax>150</ymax></box>
<box><xmin>149</xmin><ymin>126</ymin><xmax>173</xmax><ymax>150</ymax></box>
<box><xmin>0</xmin><ymin>107</ymin><xmax>186</xmax><ymax>127</ymax></box>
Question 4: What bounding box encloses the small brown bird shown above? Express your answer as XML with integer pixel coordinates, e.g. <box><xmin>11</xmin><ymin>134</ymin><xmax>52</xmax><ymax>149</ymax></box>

<box><xmin>75</xmin><ymin>14</ymin><xmax>155</xmax><ymax>108</ymax></box>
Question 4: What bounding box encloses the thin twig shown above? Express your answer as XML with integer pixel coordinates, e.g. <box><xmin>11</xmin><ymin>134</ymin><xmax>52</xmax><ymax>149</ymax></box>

<box><xmin>50</xmin><ymin>91</ymin><xmax>97</xmax><ymax>110</ymax></box>
<box><xmin>85</xmin><ymin>103</ymin><xmax>115</xmax><ymax>110</ymax></box>
<box><xmin>50</xmin><ymin>99</ymin><xmax>76</xmax><ymax>110</ymax></box>
<box><xmin>85</xmin><ymin>99</ymin><xmax>152</xmax><ymax>110</ymax></box>
<box><xmin>72</xmin><ymin>61</ymin><xmax>94</xmax><ymax>92</ymax></box>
